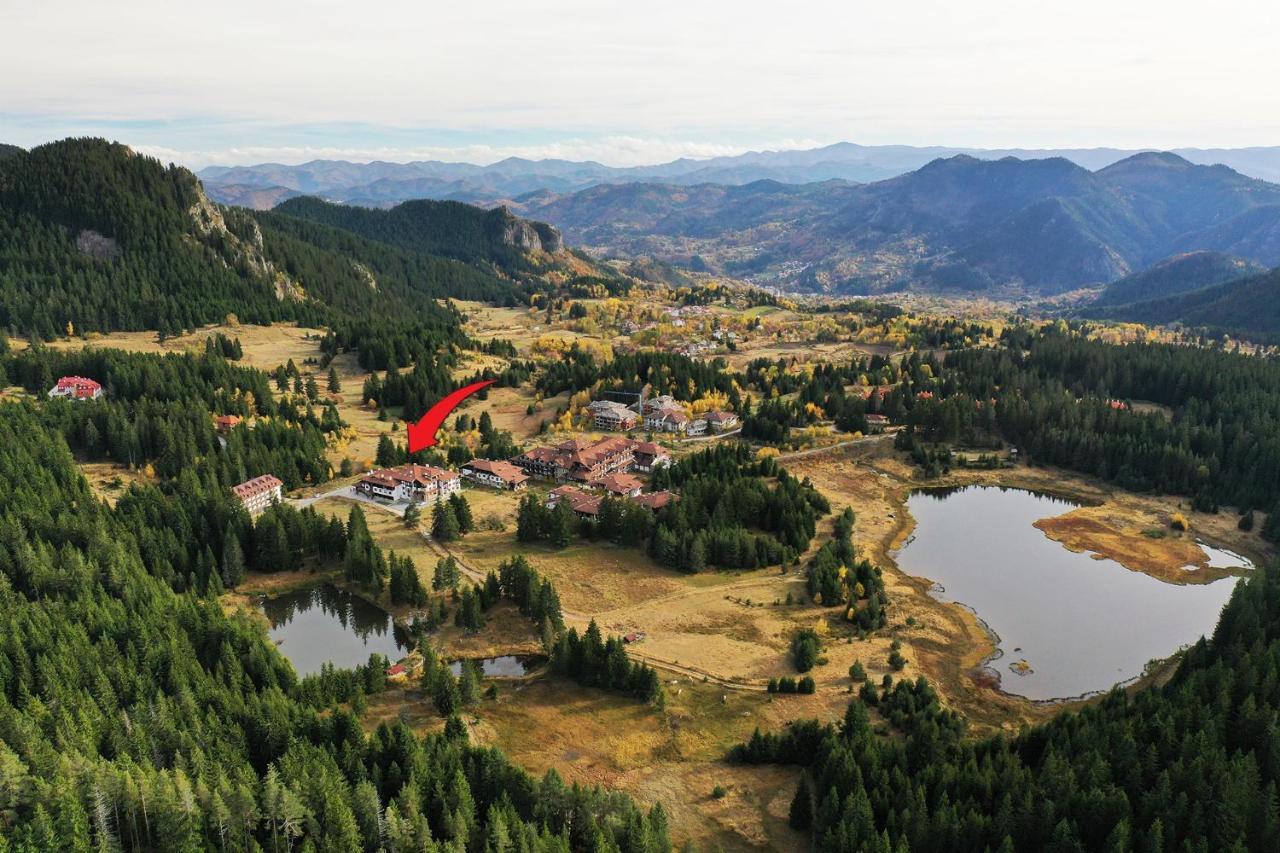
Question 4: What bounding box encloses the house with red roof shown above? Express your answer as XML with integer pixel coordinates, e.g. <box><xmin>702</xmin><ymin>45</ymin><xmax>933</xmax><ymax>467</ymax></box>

<box><xmin>232</xmin><ymin>474</ymin><xmax>283</xmax><ymax>515</ymax></box>
<box><xmin>214</xmin><ymin>414</ymin><xmax>243</xmax><ymax>433</ymax></box>
<box><xmin>461</xmin><ymin>459</ymin><xmax>529</xmax><ymax>490</ymax></box>
<box><xmin>591</xmin><ymin>471</ymin><xmax>644</xmax><ymax>497</ymax></box>
<box><xmin>357</xmin><ymin>464</ymin><xmax>461</xmax><ymax>504</ymax></box>
<box><xmin>48</xmin><ymin>376</ymin><xmax>103</xmax><ymax>401</ymax></box>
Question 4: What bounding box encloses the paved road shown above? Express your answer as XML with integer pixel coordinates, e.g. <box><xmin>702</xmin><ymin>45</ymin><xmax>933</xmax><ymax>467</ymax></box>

<box><xmin>290</xmin><ymin>485</ymin><xmax>414</xmax><ymax>517</ymax></box>
<box><xmin>677</xmin><ymin>427</ymin><xmax>742</xmax><ymax>444</ymax></box>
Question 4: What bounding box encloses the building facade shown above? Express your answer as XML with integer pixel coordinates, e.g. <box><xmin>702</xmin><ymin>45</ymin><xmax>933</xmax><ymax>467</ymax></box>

<box><xmin>357</xmin><ymin>464</ymin><xmax>461</xmax><ymax>504</ymax></box>
<box><xmin>48</xmin><ymin>376</ymin><xmax>104</xmax><ymax>401</ymax></box>
<box><xmin>512</xmin><ymin>437</ymin><xmax>635</xmax><ymax>483</ymax></box>
<box><xmin>460</xmin><ymin>459</ymin><xmax>529</xmax><ymax>490</ymax></box>
<box><xmin>232</xmin><ymin>474</ymin><xmax>283</xmax><ymax>515</ymax></box>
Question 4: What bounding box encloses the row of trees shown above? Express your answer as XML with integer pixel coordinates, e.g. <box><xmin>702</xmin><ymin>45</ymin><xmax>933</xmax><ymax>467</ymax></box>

<box><xmin>549</xmin><ymin>621</ymin><xmax>664</xmax><ymax>705</ymax></box>
<box><xmin>647</xmin><ymin>445</ymin><xmax>829</xmax><ymax>571</ymax></box>
<box><xmin>807</xmin><ymin>507</ymin><xmax>889</xmax><ymax>631</ymax></box>
<box><xmin>910</xmin><ymin>328</ymin><xmax>1280</xmax><ymax>535</ymax></box>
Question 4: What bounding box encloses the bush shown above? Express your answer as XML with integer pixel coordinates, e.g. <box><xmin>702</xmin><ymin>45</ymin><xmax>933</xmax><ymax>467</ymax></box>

<box><xmin>791</xmin><ymin>628</ymin><xmax>821</xmax><ymax>673</ymax></box>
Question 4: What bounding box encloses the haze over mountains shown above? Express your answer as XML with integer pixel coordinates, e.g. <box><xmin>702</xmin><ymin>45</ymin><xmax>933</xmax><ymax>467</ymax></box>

<box><xmin>197</xmin><ymin>142</ymin><xmax>1280</xmax><ymax>210</ymax></box>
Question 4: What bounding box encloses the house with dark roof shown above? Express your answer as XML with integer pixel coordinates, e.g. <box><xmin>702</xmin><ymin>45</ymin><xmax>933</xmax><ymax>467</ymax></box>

<box><xmin>630</xmin><ymin>442</ymin><xmax>671</xmax><ymax>472</ymax></box>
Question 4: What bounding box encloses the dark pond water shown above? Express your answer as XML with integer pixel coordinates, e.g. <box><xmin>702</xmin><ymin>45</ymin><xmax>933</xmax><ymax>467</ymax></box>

<box><xmin>448</xmin><ymin>655</ymin><xmax>544</xmax><ymax>677</ymax></box>
<box><xmin>896</xmin><ymin>486</ymin><xmax>1246</xmax><ymax>701</ymax></box>
<box><xmin>260</xmin><ymin>584</ymin><xmax>410</xmax><ymax>677</ymax></box>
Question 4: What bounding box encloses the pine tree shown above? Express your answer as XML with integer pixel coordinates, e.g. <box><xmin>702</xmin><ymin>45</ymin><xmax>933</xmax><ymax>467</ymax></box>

<box><xmin>432</xmin><ymin>502</ymin><xmax>461</xmax><ymax>542</ymax></box>
<box><xmin>789</xmin><ymin>775</ymin><xmax>813</xmax><ymax>830</ymax></box>
<box><xmin>327</xmin><ymin>366</ymin><xmax>341</xmax><ymax>393</ymax></box>
<box><xmin>433</xmin><ymin>556</ymin><xmax>459</xmax><ymax>591</ymax></box>
<box><xmin>449</xmin><ymin>492</ymin><xmax>474</xmax><ymax>534</ymax></box>
<box><xmin>221</xmin><ymin>524</ymin><xmax>246</xmax><ymax>588</ymax></box>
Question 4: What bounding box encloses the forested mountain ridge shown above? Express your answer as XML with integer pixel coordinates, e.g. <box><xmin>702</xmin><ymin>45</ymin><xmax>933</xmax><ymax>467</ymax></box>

<box><xmin>0</xmin><ymin>137</ymin><xmax>512</xmax><ymax>338</ymax></box>
<box><xmin>1086</xmin><ymin>265</ymin><xmax>1280</xmax><ymax>343</ymax></box>
<box><xmin>515</xmin><ymin>153</ymin><xmax>1280</xmax><ymax>295</ymax></box>
<box><xmin>1089</xmin><ymin>251</ymin><xmax>1264</xmax><ymax>307</ymax></box>
<box><xmin>0</xmin><ymin>138</ymin><xmax>592</xmax><ymax>342</ymax></box>
<box><xmin>272</xmin><ymin>195</ymin><xmax>567</xmax><ymax>277</ymax></box>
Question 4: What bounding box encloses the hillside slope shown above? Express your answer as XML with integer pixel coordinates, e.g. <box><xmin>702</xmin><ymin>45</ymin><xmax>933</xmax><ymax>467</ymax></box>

<box><xmin>1091</xmin><ymin>251</ymin><xmax>1265</xmax><ymax>307</ymax></box>
<box><xmin>1090</xmin><ymin>266</ymin><xmax>1280</xmax><ymax>342</ymax></box>
<box><xmin>272</xmin><ymin>195</ymin><xmax>566</xmax><ymax>276</ymax></box>
<box><xmin>0</xmin><ymin>139</ymin><xmax>515</xmax><ymax>339</ymax></box>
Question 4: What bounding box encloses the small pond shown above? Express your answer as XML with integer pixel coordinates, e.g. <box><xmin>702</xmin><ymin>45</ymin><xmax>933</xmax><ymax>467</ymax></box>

<box><xmin>895</xmin><ymin>486</ymin><xmax>1247</xmax><ymax>701</ymax></box>
<box><xmin>260</xmin><ymin>584</ymin><xmax>410</xmax><ymax>677</ymax></box>
<box><xmin>448</xmin><ymin>655</ymin><xmax>544</xmax><ymax>677</ymax></box>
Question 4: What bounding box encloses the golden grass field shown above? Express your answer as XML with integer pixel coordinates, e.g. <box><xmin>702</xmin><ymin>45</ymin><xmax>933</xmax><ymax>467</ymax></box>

<box><xmin>78</xmin><ymin>459</ymin><xmax>154</xmax><ymax>506</ymax></box>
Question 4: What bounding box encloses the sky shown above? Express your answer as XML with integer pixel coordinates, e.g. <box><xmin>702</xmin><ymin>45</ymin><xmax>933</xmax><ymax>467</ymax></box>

<box><xmin>3</xmin><ymin>0</ymin><xmax>1278</xmax><ymax>169</ymax></box>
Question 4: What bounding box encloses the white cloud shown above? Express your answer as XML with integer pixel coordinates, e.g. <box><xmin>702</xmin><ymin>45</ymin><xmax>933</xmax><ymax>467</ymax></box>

<box><xmin>3</xmin><ymin>0</ymin><xmax>1279</xmax><ymax>158</ymax></box>
<box><xmin>132</xmin><ymin>136</ymin><xmax>830</xmax><ymax>170</ymax></box>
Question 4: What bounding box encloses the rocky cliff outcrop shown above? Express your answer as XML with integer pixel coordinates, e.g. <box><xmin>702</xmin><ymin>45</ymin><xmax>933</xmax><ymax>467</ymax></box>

<box><xmin>491</xmin><ymin>206</ymin><xmax>563</xmax><ymax>253</ymax></box>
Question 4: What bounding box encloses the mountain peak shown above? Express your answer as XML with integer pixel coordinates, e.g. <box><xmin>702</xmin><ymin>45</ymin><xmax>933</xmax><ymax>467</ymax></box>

<box><xmin>1099</xmin><ymin>151</ymin><xmax>1195</xmax><ymax>173</ymax></box>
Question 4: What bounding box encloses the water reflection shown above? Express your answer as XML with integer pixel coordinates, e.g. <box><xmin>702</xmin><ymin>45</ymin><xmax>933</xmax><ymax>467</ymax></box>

<box><xmin>897</xmin><ymin>486</ymin><xmax>1245</xmax><ymax>701</ymax></box>
<box><xmin>261</xmin><ymin>584</ymin><xmax>409</xmax><ymax>677</ymax></box>
<box><xmin>447</xmin><ymin>655</ymin><xmax>544</xmax><ymax>677</ymax></box>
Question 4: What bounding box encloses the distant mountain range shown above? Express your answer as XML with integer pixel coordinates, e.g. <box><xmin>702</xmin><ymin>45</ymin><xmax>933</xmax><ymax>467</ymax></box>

<box><xmin>510</xmin><ymin>152</ymin><xmax>1280</xmax><ymax>295</ymax></box>
<box><xmin>196</xmin><ymin>142</ymin><xmax>1280</xmax><ymax>210</ymax></box>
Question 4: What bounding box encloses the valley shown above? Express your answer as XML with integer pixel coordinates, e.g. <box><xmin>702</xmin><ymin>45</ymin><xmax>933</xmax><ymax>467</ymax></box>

<box><xmin>49</xmin><ymin>296</ymin><xmax>1271</xmax><ymax>849</ymax></box>
<box><xmin>4</xmin><ymin>138</ymin><xmax>1280</xmax><ymax>853</ymax></box>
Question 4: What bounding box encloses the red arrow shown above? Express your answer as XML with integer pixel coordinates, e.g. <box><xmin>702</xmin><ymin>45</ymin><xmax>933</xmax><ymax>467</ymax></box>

<box><xmin>407</xmin><ymin>379</ymin><xmax>496</xmax><ymax>453</ymax></box>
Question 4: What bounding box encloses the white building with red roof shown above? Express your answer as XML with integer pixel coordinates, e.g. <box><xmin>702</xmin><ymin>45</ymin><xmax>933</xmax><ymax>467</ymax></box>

<box><xmin>48</xmin><ymin>376</ymin><xmax>103</xmax><ymax>401</ymax></box>
<box><xmin>461</xmin><ymin>459</ymin><xmax>529</xmax><ymax>490</ymax></box>
<box><xmin>232</xmin><ymin>474</ymin><xmax>283</xmax><ymax>515</ymax></box>
<box><xmin>357</xmin><ymin>464</ymin><xmax>460</xmax><ymax>504</ymax></box>
<box><xmin>644</xmin><ymin>407</ymin><xmax>690</xmax><ymax>433</ymax></box>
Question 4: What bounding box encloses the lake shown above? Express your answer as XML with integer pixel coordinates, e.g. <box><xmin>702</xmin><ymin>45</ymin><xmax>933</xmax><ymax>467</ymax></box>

<box><xmin>895</xmin><ymin>486</ymin><xmax>1246</xmax><ymax>701</ymax></box>
<box><xmin>448</xmin><ymin>655</ymin><xmax>545</xmax><ymax>677</ymax></box>
<box><xmin>260</xmin><ymin>584</ymin><xmax>410</xmax><ymax>677</ymax></box>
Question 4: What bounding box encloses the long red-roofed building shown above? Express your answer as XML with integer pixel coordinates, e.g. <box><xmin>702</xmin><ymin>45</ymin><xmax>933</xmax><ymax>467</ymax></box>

<box><xmin>356</xmin><ymin>464</ymin><xmax>461</xmax><ymax>504</ymax></box>
<box><xmin>232</xmin><ymin>474</ymin><xmax>283</xmax><ymax>515</ymax></box>
<box><xmin>48</xmin><ymin>376</ymin><xmax>103</xmax><ymax>401</ymax></box>
<box><xmin>511</xmin><ymin>436</ymin><xmax>635</xmax><ymax>483</ymax></box>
